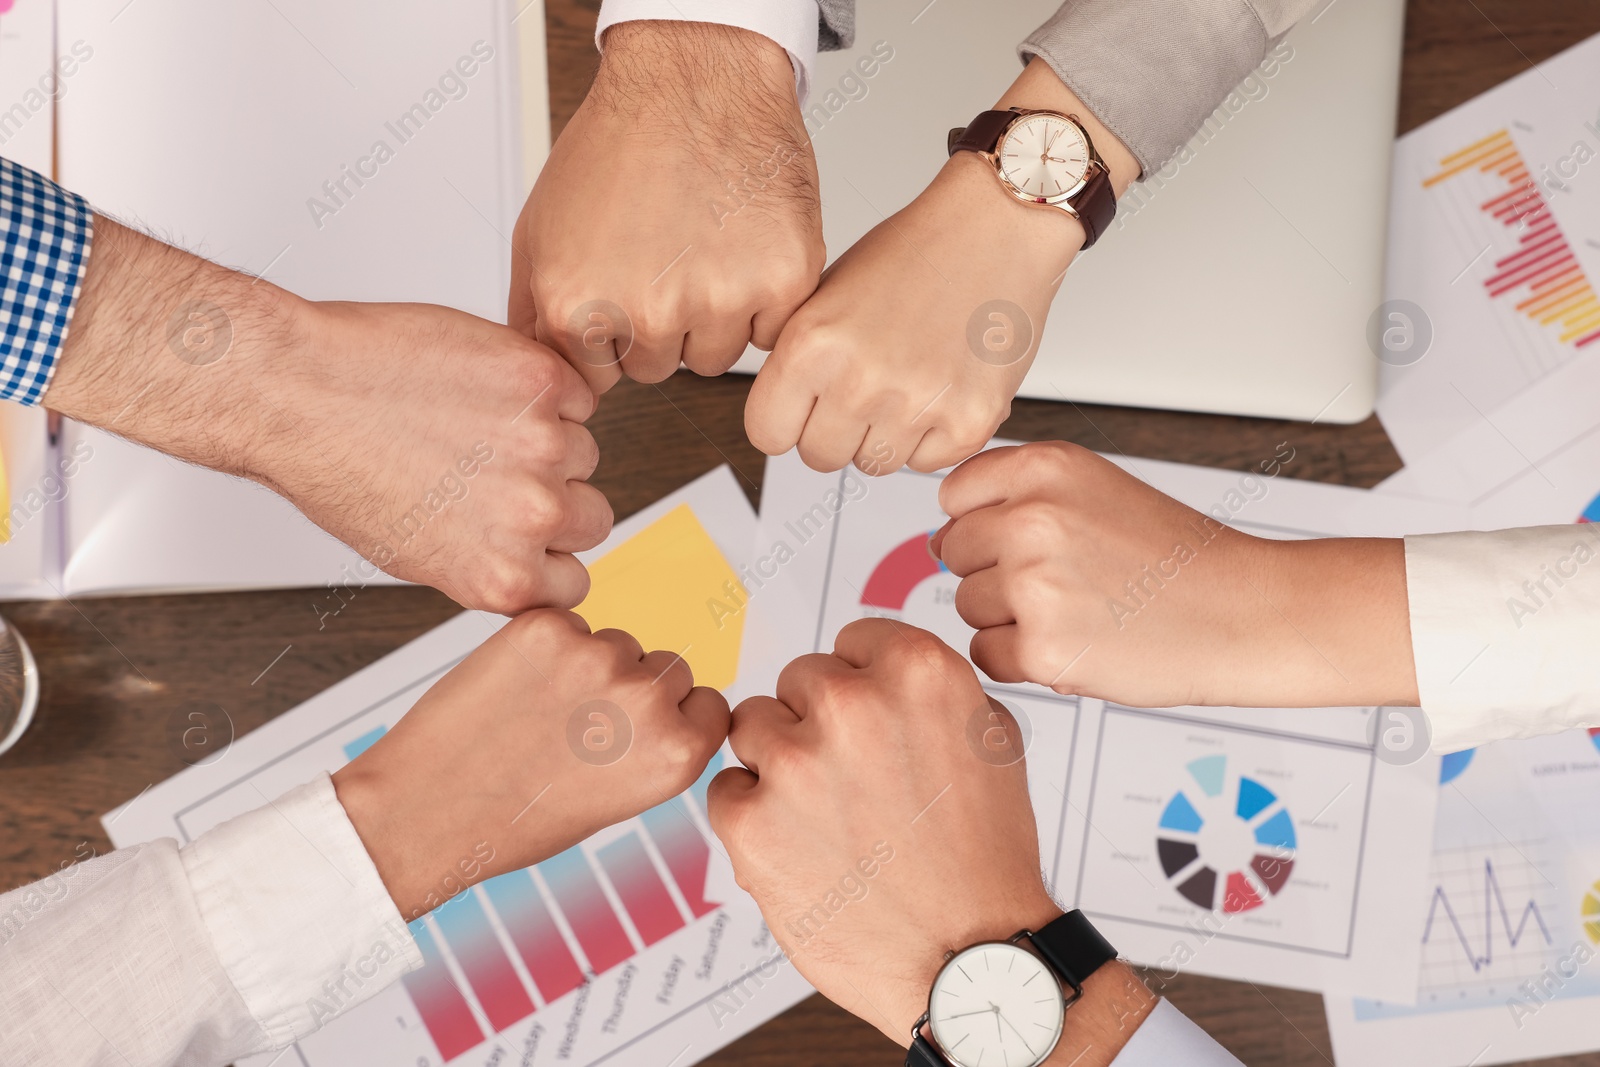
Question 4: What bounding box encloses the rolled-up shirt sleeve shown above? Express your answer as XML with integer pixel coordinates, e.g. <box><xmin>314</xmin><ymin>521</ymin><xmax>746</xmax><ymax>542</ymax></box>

<box><xmin>0</xmin><ymin>156</ymin><xmax>93</xmax><ymax>405</ymax></box>
<box><xmin>1406</xmin><ymin>525</ymin><xmax>1600</xmax><ymax>753</ymax></box>
<box><xmin>1019</xmin><ymin>0</ymin><xmax>1321</xmax><ymax>175</ymax></box>
<box><xmin>0</xmin><ymin>774</ymin><xmax>421</xmax><ymax>1067</ymax></box>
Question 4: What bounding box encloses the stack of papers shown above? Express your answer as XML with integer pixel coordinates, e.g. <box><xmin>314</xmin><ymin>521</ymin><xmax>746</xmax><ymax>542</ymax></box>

<box><xmin>1328</xmin><ymin>30</ymin><xmax>1600</xmax><ymax>1067</ymax></box>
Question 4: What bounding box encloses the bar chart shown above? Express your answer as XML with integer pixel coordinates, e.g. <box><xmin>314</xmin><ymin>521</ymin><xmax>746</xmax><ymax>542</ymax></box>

<box><xmin>398</xmin><ymin>753</ymin><xmax>727</xmax><ymax>1061</ymax></box>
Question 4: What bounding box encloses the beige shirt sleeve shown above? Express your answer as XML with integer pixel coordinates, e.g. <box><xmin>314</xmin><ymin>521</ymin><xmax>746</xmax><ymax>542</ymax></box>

<box><xmin>1020</xmin><ymin>0</ymin><xmax>1322</xmax><ymax>174</ymax></box>
<box><xmin>1406</xmin><ymin>525</ymin><xmax>1600</xmax><ymax>753</ymax></box>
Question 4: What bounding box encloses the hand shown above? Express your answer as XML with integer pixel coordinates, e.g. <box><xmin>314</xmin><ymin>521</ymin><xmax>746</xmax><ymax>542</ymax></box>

<box><xmin>744</xmin><ymin>59</ymin><xmax>1138</xmax><ymax>476</ymax></box>
<box><xmin>45</xmin><ymin>216</ymin><xmax>611</xmax><ymax>613</ymax></box>
<box><xmin>930</xmin><ymin>442</ymin><xmax>1420</xmax><ymax>708</ymax></box>
<box><xmin>333</xmin><ymin>609</ymin><xmax>729</xmax><ymax>920</ymax></box>
<box><xmin>509</xmin><ymin>21</ymin><xmax>824</xmax><ymax>391</ymax></box>
<box><xmin>707</xmin><ymin>619</ymin><xmax>1154</xmax><ymax>1063</ymax></box>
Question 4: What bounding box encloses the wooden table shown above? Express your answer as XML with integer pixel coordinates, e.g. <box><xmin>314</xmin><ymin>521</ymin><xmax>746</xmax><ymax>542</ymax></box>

<box><xmin>4</xmin><ymin>1</ymin><xmax>1598</xmax><ymax>1064</ymax></box>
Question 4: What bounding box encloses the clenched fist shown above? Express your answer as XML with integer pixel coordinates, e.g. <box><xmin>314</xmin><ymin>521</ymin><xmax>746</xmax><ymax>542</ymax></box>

<box><xmin>335</xmin><ymin>609</ymin><xmax>730</xmax><ymax>920</ymax></box>
<box><xmin>509</xmin><ymin>21</ymin><xmax>824</xmax><ymax>390</ymax></box>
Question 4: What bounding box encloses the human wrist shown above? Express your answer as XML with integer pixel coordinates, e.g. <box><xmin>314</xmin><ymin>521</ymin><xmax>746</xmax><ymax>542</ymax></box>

<box><xmin>1271</xmin><ymin>536</ymin><xmax>1420</xmax><ymax>705</ymax></box>
<box><xmin>333</xmin><ymin>760</ymin><xmax>466</xmax><ymax>922</ymax></box>
<box><xmin>930</xmin><ymin>58</ymin><xmax>1138</xmax><ymax>271</ymax></box>
<box><xmin>903</xmin><ymin>901</ymin><xmax>1154</xmax><ymax>1067</ymax></box>
<box><xmin>595</xmin><ymin>21</ymin><xmax>796</xmax><ymax>114</ymax></box>
<box><xmin>44</xmin><ymin>214</ymin><xmax>308</xmax><ymax>481</ymax></box>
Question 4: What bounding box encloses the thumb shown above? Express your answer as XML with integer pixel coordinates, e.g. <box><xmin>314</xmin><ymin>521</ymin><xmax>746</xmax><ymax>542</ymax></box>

<box><xmin>927</xmin><ymin>518</ymin><xmax>955</xmax><ymax>562</ymax></box>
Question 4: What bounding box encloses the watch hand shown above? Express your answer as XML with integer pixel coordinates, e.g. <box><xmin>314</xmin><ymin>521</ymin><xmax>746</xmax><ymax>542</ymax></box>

<box><xmin>943</xmin><ymin>1007</ymin><xmax>1001</xmax><ymax>1021</ymax></box>
<box><xmin>990</xmin><ymin>1003</ymin><xmax>1003</xmax><ymax>1042</ymax></box>
<box><xmin>995</xmin><ymin>1008</ymin><xmax>1038</xmax><ymax>1058</ymax></box>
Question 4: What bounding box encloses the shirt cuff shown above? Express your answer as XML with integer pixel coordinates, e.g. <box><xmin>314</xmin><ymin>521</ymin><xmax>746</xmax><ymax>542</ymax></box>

<box><xmin>180</xmin><ymin>774</ymin><xmax>424</xmax><ymax>1048</ymax></box>
<box><xmin>1018</xmin><ymin>0</ymin><xmax>1310</xmax><ymax>176</ymax></box>
<box><xmin>594</xmin><ymin>0</ymin><xmax>820</xmax><ymax>104</ymax></box>
<box><xmin>0</xmin><ymin>157</ymin><xmax>94</xmax><ymax>406</ymax></box>
<box><xmin>1111</xmin><ymin>998</ymin><xmax>1244</xmax><ymax>1065</ymax></box>
<box><xmin>1406</xmin><ymin>525</ymin><xmax>1600</xmax><ymax>752</ymax></box>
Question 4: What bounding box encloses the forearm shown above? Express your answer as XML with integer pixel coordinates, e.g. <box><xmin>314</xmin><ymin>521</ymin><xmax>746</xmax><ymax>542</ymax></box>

<box><xmin>1246</xmin><ymin>535</ymin><xmax>1421</xmax><ymax>708</ymax></box>
<box><xmin>42</xmin><ymin>214</ymin><xmax>306</xmax><ymax>482</ymax></box>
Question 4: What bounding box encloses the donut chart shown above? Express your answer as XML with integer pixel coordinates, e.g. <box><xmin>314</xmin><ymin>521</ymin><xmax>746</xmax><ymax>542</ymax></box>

<box><xmin>860</xmin><ymin>531</ymin><xmax>945</xmax><ymax>611</ymax></box>
<box><xmin>1580</xmin><ymin>492</ymin><xmax>1600</xmax><ymax>523</ymax></box>
<box><xmin>1156</xmin><ymin>755</ymin><xmax>1297</xmax><ymax>913</ymax></box>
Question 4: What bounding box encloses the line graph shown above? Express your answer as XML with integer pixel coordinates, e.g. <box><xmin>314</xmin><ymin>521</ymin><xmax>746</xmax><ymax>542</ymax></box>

<box><xmin>1412</xmin><ymin>839</ymin><xmax>1564</xmax><ymax>1005</ymax></box>
<box><xmin>1421</xmin><ymin>856</ymin><xmax>1552</xmax><ymax>972</ymax></box>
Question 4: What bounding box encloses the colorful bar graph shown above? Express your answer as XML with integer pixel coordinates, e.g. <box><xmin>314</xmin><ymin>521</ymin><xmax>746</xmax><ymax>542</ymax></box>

<box><xmin>597</xmin><ymin>831</ymin><xmax>687</xmax><ymax>945</ymax></box>
<box><xmin>431</xmin><ymin>891</ymin><xmax>535</xmax><ymax>1032</ymax></box>
<box><xmin>480</xmin><ymin>871</ymin><xmax>586</xmax><ymax>1003</ymax></box>
<box><xmin>641</xmin><ymin>797</ymin><xmax>719</xmax><ymax>919</ymax></box>
<box><xmin>1424</xmin><ymin>129</ymin><xmax>1600</xmax><ymax>348</ymax></box>
<box><xmin>538</xmin><ymin>847</ymin><xmax>635</xmax><ymax>975</ymax></box>
<box><xmin>401</xmin><ymin>920</ymin><xmax>484</xmax><ymax>1062</ymax></box>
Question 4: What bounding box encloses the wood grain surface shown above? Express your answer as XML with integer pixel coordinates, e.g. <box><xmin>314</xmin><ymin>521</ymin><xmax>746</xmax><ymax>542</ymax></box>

<box><xmin>4</xmin><ymin>1</ymin><xmax>1599</xmax><ymax>1064</ymax></box>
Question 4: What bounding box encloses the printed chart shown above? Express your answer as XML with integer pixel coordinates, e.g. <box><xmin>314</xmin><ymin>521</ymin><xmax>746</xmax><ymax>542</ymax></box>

<box><xmin>1328</xmin><ymin>728</ymin><xmax>1600</xmax><ymax>1066</ymax></box>
<box><xmin>1155</xmin><ymin>755</ymin><xmax>1298</xmax><ymax>913</ymax></box>
<box><xmin>106</xmin><ymin>470</ymin><xmax>814</xmax><ymax>1067</ymax></box>
<box><xmin>1423</xmin><ymin>129</ymin><xmax>1600</xmax><ymax>350</ymax></box>
<box><xmin>1376</xmin><ymin>33</ymin><xmax>1600</xmax><ymax>464</ymax></box>
<box><xmin>744</xmin><ymin>449</ymin><xmax>1444</xmax><ymax>998</ymax></box>
<box><xmin>1075</xmin><ymin>707</ymin><xmax>1371</xmax><ymax>958</ymax></box>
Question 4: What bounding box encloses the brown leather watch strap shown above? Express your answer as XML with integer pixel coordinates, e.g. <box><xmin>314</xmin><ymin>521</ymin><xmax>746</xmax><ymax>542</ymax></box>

<box><xmin>947</xmin><ymin>109</ymin><xmax>1118</xmax><ymax>249</ymax></box>
<box><xmin>947</xmin><ymin>109</ymin><xmax>1016</xmax><ymax>156</ymax></box>
<box><xmin>1072</xmin><ymin>165</ymin><xmax>1116</xmax><ymax>249</ymax></box>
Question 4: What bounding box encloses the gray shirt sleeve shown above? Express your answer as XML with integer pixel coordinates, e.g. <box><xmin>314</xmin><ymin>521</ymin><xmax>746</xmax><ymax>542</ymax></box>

<box><xmin>817</xmin><ymin>0</ymin><xmax>854</xmax><ymax>50</ymax></box>
<box><xmin>1020</xmin><ymin>0</ymin><xmax>1321</xmax><ymax>175</ymax></box>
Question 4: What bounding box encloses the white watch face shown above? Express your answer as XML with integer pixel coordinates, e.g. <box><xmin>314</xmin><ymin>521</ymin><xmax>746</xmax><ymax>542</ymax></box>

<box><xmin>927</xmin><ymin>942</ymin><xmax>1065</xmax><ymax>1067</ymax></box>
<box><xmin>997</xmin><ymin>114</ymin><xmax>1090</xmax><ymax>201</ymax></box>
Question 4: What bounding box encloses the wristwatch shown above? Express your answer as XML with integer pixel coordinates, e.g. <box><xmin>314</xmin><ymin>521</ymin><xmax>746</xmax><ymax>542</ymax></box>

<box><xmin>905</xmin><ymin>910</ymin><xmax>1117</xmax><ymax>1067</ymax></box>
<box><xmin>947</xmin><ymin>108</ymin><xmax>1117</xmax><ymax>248</ymax></box>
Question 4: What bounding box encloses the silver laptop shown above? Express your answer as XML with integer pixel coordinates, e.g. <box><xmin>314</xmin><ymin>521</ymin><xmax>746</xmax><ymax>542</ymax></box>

<box><xmin>731</xmin><ymin>0</ymin><xmax>1403</xmax><ymax>423</ymax></box>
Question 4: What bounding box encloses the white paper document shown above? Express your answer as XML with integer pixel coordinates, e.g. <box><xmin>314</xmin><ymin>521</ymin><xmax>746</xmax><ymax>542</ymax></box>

<box><xmin>1324</xmin><ymin>729</ymin><xmax>1600</xmax><ymax>1067</ymax></box>
<box><xmin>2</xmin><ymin>0</ymin><xmax>548</xmax><ymax>598</ymax></box>
<box><xmin>104</xmin><ymin>468</ymin><xmax>814</xmax><ymax>1067</ymax></box>
<box><xmin>738</xmin><ymin>446</ymin><xmax>1471</xmax><ymax>1000</ymax></box>
<box><xmin>1376</xmin><ymin>31</ymin><xmax>1600</xmax><ymax>465</ymax></box>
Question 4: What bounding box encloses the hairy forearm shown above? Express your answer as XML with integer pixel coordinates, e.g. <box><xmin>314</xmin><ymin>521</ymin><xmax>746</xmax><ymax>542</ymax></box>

<box><xmin>43</xmin><ymin>214</ymin><xmax>306</xmax><ymax>481</ymax></box>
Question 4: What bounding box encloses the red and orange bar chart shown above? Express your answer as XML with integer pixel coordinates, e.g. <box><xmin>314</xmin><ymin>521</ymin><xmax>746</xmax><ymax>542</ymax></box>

<box><xmin>398</xmin><ymin>753</ymin><xmax>726</xmax><ymax>1061</ymax></box>
<box><xmin>1424</xmin><ymin>129</ymin><xmax>1600</xmax><ymax>348</ymax></box>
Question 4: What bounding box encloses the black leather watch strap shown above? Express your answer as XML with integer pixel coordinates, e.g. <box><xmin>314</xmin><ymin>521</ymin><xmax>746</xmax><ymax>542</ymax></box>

<box><xmin>1030</xmin><ymin>910</ymin><xmax>1116</xmax><ymax>988</ymax></box>
<box><xmin>904</xmin><ymin>912</ymin><xmax>1116</xmax><ymax>1067</ymax></box>
<box><xmin>906</xmin><ymin>1034</ymin><xmax>946</xmax><ymax>1067</ymax></box>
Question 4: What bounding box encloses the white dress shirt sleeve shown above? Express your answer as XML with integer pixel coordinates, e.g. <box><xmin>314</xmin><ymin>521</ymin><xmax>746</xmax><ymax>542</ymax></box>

<box><xmin>0</xmin><ymin>774</ymin><xmax>421</xmax><ymax>1067</ymax></box>
<box><xmin>1406</xmin><ymin>524</ymin><xmax>1600</xmax><ymax>753</ymax></box>
<box><xmin>1108</xmin><ymin>998</ymin><xmax>1244</xmax><ymax>1065</ymax></box>
<box><xmin>594</xmin><ymin>0</ymin><xmax>821</xmax><ymax>103</ymax></box>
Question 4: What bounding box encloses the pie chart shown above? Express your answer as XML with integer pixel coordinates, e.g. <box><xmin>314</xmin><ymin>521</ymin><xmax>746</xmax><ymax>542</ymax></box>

<box><xmin>1156</xmin><ymin>755</ymin><xmax>1297</xmax><ymax>913</ymax></box>
<box><xmin>1584</xmin><ymin>880</ymin><xmax>1600</xmax><ymax>946</ymax></box>
<box><xmin>1591</xmin><ymin>728</ymin><xmax>1600</xmax><ymax>755</ymax></box>
<box><xmin>1580</xmin><ymin>493</ymin><xmax>1600</xmax><ymax>523</ymax></box>
<box><xmin>860</xmin><ymin>531</ymin><xmax>946</xmax><ymax>611</ymax></box>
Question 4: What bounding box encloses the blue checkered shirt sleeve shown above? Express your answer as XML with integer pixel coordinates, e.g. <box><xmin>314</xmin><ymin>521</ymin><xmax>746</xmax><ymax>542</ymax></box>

<box><xmin>0</xmin><ymin>156</ymin><xmax>94</xmax><ymax>405</ymax></box>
